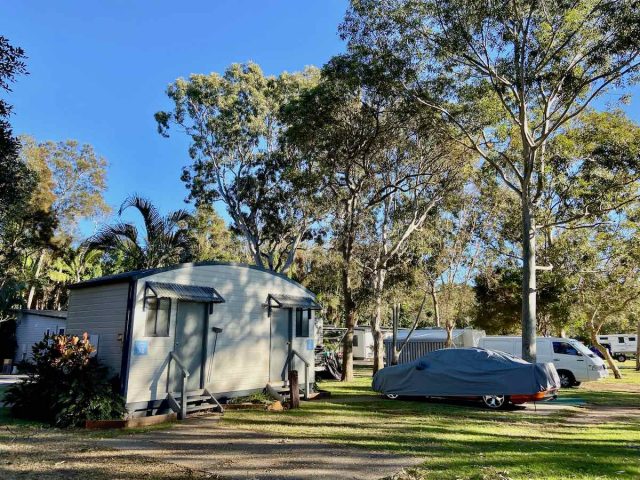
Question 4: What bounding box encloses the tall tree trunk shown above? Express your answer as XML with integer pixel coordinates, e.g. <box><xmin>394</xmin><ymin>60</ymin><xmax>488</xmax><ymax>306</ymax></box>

<box><xmin>341</xmin><ymin>256</ymin><xmax>356</xmax><ymax>382</ymax></box>
<box><xmin>521</xmin><ymin>197</ymin><xmax>537</xmax><ymax>362</ymax></box>
<box><xmin>429</xmin><ymin>282</ymin><xmax>440</xmax><ymax>328</ymax></box>
<box><xmin>589</xmin><ymin>330</ymin><xmax>622</xmax><ymax>379</ymax></box>
<box><xmin>635</xmin><ymin>319</ymin><xmax>640</xmax><ymax>372</ymax></box>
<box><xmin>371</xmin><ymin>269</ymin><xmax>386</xmax><ymax>374</ymax></box>
<box><xmin>27</xmin><ymin>250</ymin><xmax>45</xmax><ymax>309</ymax></box>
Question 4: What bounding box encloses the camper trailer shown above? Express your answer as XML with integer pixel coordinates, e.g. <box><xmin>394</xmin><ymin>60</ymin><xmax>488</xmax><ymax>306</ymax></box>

<box><xmin>66</xmin><ymin>262</ymin><xmax>321</xmax><ymax>418</ymax></box>
<box><xmin>383</xmin><ymin>328</ymin><xmax>485</xmax><ymax>365</ymax></box>
<box><xmin>597</xmin><ymin>334</ymin><xmax>637</xmax><ymax>362</ymax></box>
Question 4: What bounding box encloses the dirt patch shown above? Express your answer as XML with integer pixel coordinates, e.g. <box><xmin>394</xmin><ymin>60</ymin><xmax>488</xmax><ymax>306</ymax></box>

<box><xmin>0</xmin><ymin>426</ymin><xmax>207</xmax><ymax>479</ymax></box>
<box><xmin>563</xmin><ymin>406</ymin><xmax>640</xmax><ymax>425</ymax></box>
<box><xmin>100</xmin><ymin>416</ymin><xmax>422</xmax><ymax>480</ymax></box>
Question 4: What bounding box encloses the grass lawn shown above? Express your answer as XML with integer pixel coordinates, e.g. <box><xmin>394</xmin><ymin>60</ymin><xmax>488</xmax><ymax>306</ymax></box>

<box><xmin>0</xmin><ymin>363</ymin><xmax>638</xmax><ymax>479</ymax></box>
<box><xmin>220</xmin><ymin>363</ymin><xmax>640</xmax><ymax>480</ymax></box>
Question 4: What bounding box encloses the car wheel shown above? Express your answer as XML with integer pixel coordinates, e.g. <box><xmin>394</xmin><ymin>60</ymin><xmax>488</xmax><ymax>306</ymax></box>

<box><xmin>386</xmin><ymin>393</ymin><xmax>399</xmax><ymax>400</ymax></box>
<box><xmin>558</xmin><ymin>370</ymin><xmax>576</xmax><ymax>388</ymax></box>
<box><xmin>482</xmin><ymin>395</ymin><xmax>507</xmax><ymax>409</ymax></box>
<box><xmin>616</xmin><ymin>354</ymin><xmax>627</xmax><ymax>363</ymax></box>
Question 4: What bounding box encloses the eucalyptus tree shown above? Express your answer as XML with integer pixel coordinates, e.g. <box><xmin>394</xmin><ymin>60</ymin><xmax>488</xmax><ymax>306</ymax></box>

<box><xmin>286</xmin><ymin>55</ymin><xmax>463</xmax><ymax>378</ymax></box>
<box><xmin>155</xmin><ymin>63</ymin><xmax>321</xmax><ymax>273</ymax></box>
<box><xmin>343</xmin><ymin>0</ymin><xmax>640</xmax><ymax>360</ymax></box>
<box><xmin>18</xmin><ymin>135</ymin><xmax>110</xmax><ymax>307</ymax></box>
<box><xmin>362</xmin><ymin>126</ymin><xmax>467</xmax><ymax>373</ymax></box>
<box><xmin>88</xmin><ymin>195</ymin><xmax>192</xmax><ymax>271</ymax></box>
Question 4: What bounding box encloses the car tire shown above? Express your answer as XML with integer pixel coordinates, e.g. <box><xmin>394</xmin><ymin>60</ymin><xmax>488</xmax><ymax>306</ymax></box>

<box><xmin>385</xmin><ymin>393</ymin><xmax>399</xmax><ymax>400</ymax></box>
<box><xmin>482</xmin><ymin>395</ymin><xmax>508</xmax><ymax>409</ymax></box>
<box><xmin>558</xmin><ymin>370</ymin><xmax>576</xmax><ymax>388</ymax></box>
<box><xmin>616</xmin><ymin>354</ymin><xmax>627</xmax><ymax>363</ymax></box>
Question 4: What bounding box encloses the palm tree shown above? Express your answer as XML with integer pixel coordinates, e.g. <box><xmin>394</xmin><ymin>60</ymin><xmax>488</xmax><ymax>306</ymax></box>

<box><xmin>87</xmin><ymin>195</ymin><xmax>192</xmax><ymax>271</ymax></box>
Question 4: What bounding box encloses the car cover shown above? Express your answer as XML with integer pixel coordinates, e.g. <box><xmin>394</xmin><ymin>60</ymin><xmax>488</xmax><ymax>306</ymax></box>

<box><xmin>372</xmin><ymin>348</ymin><xmax>560</xmax><ymax>397</ymax></box>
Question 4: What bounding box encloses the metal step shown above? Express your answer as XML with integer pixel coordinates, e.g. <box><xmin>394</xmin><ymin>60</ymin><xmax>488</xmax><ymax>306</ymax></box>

<box><xmin>186</xmin><ymin>403</ymin><xmax>219</xmax><ymax>413</ymax></box>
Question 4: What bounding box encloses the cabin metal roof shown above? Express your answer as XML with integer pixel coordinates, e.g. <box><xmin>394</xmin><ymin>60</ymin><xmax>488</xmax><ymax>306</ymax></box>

<box><xmin>266</xmin><ymin>293</ymin><xmax>322</xmax><ymax>310</ymax></box>
<box><xmin>68</xmin><ymin>261</ymin><xmax>315</xmax><ymax>297</ymax></box>
<box><xmin>145</xmin><ymin>281</ymin><xmax>225</xmax><ymax>304</ymax></box>
<box><xmin>18</xmin><ymin>309</ymin><xmax>68</xmax><ymax>319</ymax></box>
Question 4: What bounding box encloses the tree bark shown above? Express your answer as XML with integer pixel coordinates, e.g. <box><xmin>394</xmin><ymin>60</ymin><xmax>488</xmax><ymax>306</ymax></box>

<box><xmin>590</xmin><ymin>334</ymin><xmax>622</xmax><ymax>380</ymax></box>
<box><xmin>288</xmin><ymin>370</ymin><xmax>300</xmax><ymax>409</ymax></box>
<box><xmin>371</xmin><ymin>269</ymin><xmax>386</xmax><ymax>374</ymax></box>
<box><xmin>27</xmin><ymin>250</ymin><xmax>46</xmax><ymax>309</ymax></box>
<box><xmin>341</xmin><ymin>258</ymin><xmax>356</xmax><ymax>382</ymax></box>
<box><xmin>636</xmin><ymin>319</ymin><xmax>640</xmax><ymax>372</ymax></box>
<box><xmin>521</xmin><ymin>196</ymin><xmax>537</xmax><ymax>362</ymax></box>
<box><xmin>429</xmin><ymin>282</ymin><xmax>441</xmax><ymax>328</ymax></box>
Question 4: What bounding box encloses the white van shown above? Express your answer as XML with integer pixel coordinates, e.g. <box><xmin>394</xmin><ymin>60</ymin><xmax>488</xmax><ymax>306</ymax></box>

<box><xmin>479</xmin><ymin>336</ymin><xmax>608</xmax><ymax>388</ymax></box>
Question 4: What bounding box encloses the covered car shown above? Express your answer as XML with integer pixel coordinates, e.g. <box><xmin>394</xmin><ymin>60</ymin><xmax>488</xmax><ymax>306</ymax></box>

<box><xmin>373</xmin><ymin>347</ymin><xmax>560</xmax><ymax>409</ymax></box>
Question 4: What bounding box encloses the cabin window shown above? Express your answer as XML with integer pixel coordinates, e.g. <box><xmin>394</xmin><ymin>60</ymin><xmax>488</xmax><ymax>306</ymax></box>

<box><xmin>353</xmin><ymin>335</ymin><xmax>359</xmax><ymax>347</ymax></box>
<box><xmin>145</xmin><ymin>297</ymin><xmax>170</xmax><ymax>337</ymax></box>
<box><xmin>618</xmin><ymin>337</ymin><xmax>625</xmax><ymax>343</ymax></box>
<box><xmin>295</xmin><ymin>308</ymin><xmax>310</xmax><ymax>337</ymax></box>
<box><xmin>630</xmin><ymin>337</ymin><xmax>636</xmax><ymax>342</ymax></box>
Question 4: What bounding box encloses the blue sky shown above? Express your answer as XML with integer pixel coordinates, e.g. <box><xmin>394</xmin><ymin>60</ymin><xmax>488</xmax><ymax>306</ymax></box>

<box><xmin>1</xmin><ymin>0</ymin><xmax>347</xmax><ymax>234</ymax></box>
<box><xmin>2</xmin><ymin>1</ymin><xmax>639</xmax><ymax>238</ymax></box>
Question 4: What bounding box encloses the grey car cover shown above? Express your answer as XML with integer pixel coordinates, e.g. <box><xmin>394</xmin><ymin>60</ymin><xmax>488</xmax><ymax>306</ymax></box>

<box><xmin>373</xmin><ymin>348</ymin><xmax>560</xmax><ymax>397</ymax></box>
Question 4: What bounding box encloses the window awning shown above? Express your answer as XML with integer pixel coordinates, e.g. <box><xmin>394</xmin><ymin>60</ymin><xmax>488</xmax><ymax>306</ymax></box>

<box><xmin>145</xmin><ymin>281</ymin><xmax>225</xmax><ymax>304</ymax></box>
<box><xmin>266</xmin><ymin>293</ymin><xmax>321</xmax><ymax>311</ymax></box>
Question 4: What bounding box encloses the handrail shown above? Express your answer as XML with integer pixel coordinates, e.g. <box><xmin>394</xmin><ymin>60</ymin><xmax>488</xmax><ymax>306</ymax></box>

<box><xmin>168</xmin><ymin>351</ymin><xmax>189</xmax><ymax>419</ymax></box>
<box><xmin>169</xmin><ymin>351</ymin><xmax>190</xmax><ymax>378</ymax></box>
<box><xmin>290</xmin><ymin>349</ymin><xmax>310</xmax><ymax>367</ymax></box>
<box><xmin>287</xmin><ymin>349</ymin><xmax>310</xmax><ymax>400</ymax></box>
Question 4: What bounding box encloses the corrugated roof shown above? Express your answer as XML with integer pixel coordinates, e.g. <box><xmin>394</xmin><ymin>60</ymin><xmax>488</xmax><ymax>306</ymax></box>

<box><xmin>267</xmin><ymin>294</ymin><xmax>322</xmax><ymax>310</ymax></box>
<box><xmin>146</xmin><ymin>281</ymin><xmax>225</xmax><ymax>303</ymax></box>
<box><xmin>19</xmin><ymin>309</ymin><xmax>68</xmax><ymax>319</ymax></box>
<box><xmin>383</xmin><ymin>328</ymin><xmax>466</xmax><ymax>342</ymax></box>
<box><xmin>68</xmin><ymin>262</ymin><xmax>315</xmax><ymax>297</ymax></box>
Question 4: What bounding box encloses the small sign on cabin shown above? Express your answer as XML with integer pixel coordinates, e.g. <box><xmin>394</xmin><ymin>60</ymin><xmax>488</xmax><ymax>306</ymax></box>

<box><xmin>134</xmin><ymin>340</ymin><xmax>149</xmax><ymax>356</ymax></box>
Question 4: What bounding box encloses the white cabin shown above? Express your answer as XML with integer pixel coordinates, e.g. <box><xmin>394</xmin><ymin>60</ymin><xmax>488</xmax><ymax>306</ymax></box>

<box><xmin>66</xmin><ymin>262</ymin><xmax>320</xmax><ymax>418</ymax></box>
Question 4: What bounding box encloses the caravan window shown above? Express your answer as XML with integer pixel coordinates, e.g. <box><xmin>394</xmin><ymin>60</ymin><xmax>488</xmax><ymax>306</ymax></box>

<box><xmin>618</xmin><ymin>337</ymin><xmax>625</xmax><ymax>343</ymax></box>
<box><xmin>295</xmin><ymin>309</ymin><xmax>310</xmax><ymax>337</ymax></box>
<box><xmin>145</xmin><ymin>297</ymin><xmax>170</xmax><ymax>337</ymax></box>
<box><xmin>630</xmin><ymin>337</ymin><xmax>636</xmax><ymax>342</ymax></box>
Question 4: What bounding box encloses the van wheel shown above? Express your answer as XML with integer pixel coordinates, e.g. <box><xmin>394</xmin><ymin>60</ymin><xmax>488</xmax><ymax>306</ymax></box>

<box><xmin>616</xmin><ymin>354</ymin><xmax>627</xmax><ymax>363</ymax></box>
<box><xmin>386</xmin><ymin>393</ymin><xmax>399</xmax><ymax>400</ymax></box>
<box><xmin>482</xmin><ymin>395</ymin><xmax>508</xmax><ymax>409</ymax></box>
<box><xmin>558</xmin><ymin>370</ymin><xmax>576</xmax><ymax>388</ymax></box>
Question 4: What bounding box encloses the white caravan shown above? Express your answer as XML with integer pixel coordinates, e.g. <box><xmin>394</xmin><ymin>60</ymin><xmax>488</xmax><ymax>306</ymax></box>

<box><xmin>479</xmin><ymin>336</ymin><xmax>608</xmax><ymax>388</ymax></box>
<box><xmin>597</xmin><ymin>334</ymin><xmax>637</xmax><ymax>362</ymax></box>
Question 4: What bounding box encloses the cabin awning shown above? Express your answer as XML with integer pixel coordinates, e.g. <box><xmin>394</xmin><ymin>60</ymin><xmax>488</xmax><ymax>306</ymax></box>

<box><xmin>145</xmin><ymin>281</ymin><xmax>225</xmax><ymax>304</ymax></box>
<box><xmin>266</xmin><ymin>293</ymin><xmax>321</xmax><ymax>310</ymax></box>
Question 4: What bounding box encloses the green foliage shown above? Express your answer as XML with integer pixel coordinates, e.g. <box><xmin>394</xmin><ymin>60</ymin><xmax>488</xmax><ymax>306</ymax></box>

<box><xmin>0</xmin><ymin>36</ymin><xmax>30</xmax><ymax>221</ymax></box>
<box><xmin>187</xmin><ymin>205</ymin><xmax>246</xmax><ymax>262</ymax></box>
<box><xmin>156</xmin><ymin>62</ymin><xmax>322</xmax><ymax>272</ymax></box>
<box><xmin>18</xmin><ymin>135</ymin><xmax>110</xmax><ymax>239</ymax></box>
<box><xmin>87</xmin><ymin>194</ymin><xmax>192</xmax><ymax>271</ymax></box>
<box><xmin>4</xmin><ymin>333</ymin><xmax>125</xmax><ymax>427</ymax></box>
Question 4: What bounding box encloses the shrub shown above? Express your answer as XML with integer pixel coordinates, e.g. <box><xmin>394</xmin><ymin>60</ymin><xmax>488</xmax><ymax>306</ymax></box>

<box><xmin>4</xmin><ymin>332</ymin><xmax>126</xmax><ymax>427</ymax></box>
